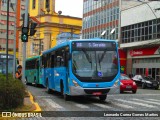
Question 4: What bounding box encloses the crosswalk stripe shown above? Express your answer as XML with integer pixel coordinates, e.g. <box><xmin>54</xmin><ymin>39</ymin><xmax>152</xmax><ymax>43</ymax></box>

<box><xmin>132</xmin><ymin>99</ymin><xmax>160</xmax><ymax>106</ymax></box>
<box><xmin>147</xmin><ymin>99</ymin><xmax>160</xmax><ymax>102</ymax></box>
<box><xmin>116</xmin><ymin>99</ymin><xmax>156</xmax><ymax>108</ymax></box>
<box><xmin>112</xmin><ymin>102</ymin><xmax>134</xmax><ymax>109</ymax></box>
<box><xmin>93</xmin><ymin>103</ymin><xmax>112</xmax><ymax>109</ymax></box>
<box><xmin>44</xmin><ymin>99</ymin><xmax>63</xmax><ymax>109</ymax></box>
<box><xmin>75</xmin><ymin>103</ymin><xmax>90</xmax><ymax>109</ymax></box>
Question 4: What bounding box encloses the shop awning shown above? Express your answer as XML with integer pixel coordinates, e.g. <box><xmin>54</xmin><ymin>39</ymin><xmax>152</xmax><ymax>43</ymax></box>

<box><xmin>120</xmin><ymin>39</ymin><xmax>160</xmax><ymax>48</ymax></box>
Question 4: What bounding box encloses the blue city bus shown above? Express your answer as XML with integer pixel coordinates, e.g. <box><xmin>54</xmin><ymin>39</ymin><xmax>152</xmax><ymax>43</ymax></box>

<box><xmin>42</xmin><ymin>39</ymin><xmax>120</xmax><ymax>101</ymax></box>
<box><xmin>25</xmin><ymin>55</ymin><xmax>43</xmax><ymax>86</ymax></box>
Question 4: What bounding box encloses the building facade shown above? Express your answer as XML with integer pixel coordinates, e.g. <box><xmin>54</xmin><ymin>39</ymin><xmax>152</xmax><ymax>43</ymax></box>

<box><xmin>18</xmin><ymin>0</ymin><xmax>82</xmax><ymax>64</ymax></box>
<box><xmin>82</xmin><ymin>0</ymin><xmax>160</xmax><ymax>80</ymax></box>
<box><xmin>82</xmin><ymin>0</ymin><xmax>119</xmax><ymax>40</ymax></box>
<box><xmin>120</xmin><ymin>1</ymin><xmax>160</xmax><ymax>80</ymax></box>
<box><xmin>0</xmin><ymin>0</ymin><xmax>25</xmax><ymax>56</ymax></box>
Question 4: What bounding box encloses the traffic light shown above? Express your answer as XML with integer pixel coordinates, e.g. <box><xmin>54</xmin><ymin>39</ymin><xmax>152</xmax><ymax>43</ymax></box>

<box><xmin>21</xmin><ymin>13</ymin><xmax>29</xmax><ymax>42</ymax></box>
<box><xmin>30</xmin><ymin>22</ymin><xmax>37</xmax><ymax>36</ymax></box>
<box><xmin>21</xmin><ymin>33</ymin><xmax>28</xmax><ymax>42</ymax></box>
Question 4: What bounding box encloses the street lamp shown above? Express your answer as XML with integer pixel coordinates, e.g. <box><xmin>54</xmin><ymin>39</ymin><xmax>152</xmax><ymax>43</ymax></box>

<box><xmin>118</xmin><ymin>0</ymin><xmax>122</xmax><ymax>47</ymax></box>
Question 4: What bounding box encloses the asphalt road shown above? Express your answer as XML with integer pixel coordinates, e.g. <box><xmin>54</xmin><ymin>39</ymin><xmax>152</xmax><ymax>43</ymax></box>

<box><xmin>23</xmin><ymin>85</ymin><xmax>160</xmax><ymax>120</ymax></box>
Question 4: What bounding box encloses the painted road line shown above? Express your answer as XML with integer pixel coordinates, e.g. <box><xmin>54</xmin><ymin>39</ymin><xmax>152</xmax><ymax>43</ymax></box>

<box><xmin>147</xmin><ymin>99</ymin><xmax>160</xmax><ymax>102</ymax></box>
<box><xmin>44</xmin><ymin>99</ymin><xmax>63</xmax><ymax>109</ymax></box>
<box><xmin>109</xmin><ymin>94</ymin><xmax>160</xmax><ymax>96</ymax></box>
<box><xmin>93</xmin><ymin>103</ymin><xmax>112</xmax><ymax>109</ymax></box>
<box><xmin>116</xmin><ymin>99</ymin><xmax>156</xmax><ymax>108</ymax></box>
<box><xmin>75</xmin><ymin>103</ymin><xmax>90</xmax><ymax>109</ymax></box>
<box><xmin>111</xmin><ymin>102</ymin><xmax>134</xmax><ymax>109</ymax></box>
<box><xmin>132</xmin><ymin>98</ymin><xmax>160</xmax><ymax>106</ymax></box>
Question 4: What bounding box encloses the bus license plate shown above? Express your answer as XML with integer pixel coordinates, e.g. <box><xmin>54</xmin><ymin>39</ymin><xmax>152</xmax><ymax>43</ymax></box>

<box><xmin>93</xmin><ymin>92</ymin><xmax>102</xmax><ymax>95</ymax></box>
<box><xmin>126</xmin><ymin>86</ymin><xmax>131</xmax><ymax>88</ymax></box>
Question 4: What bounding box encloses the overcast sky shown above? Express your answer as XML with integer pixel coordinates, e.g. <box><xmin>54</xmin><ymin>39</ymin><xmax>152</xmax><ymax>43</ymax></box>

<box><xmin>55</xmin><ymin>0</ymin><xmax>83</xmax><ymax>18</ymax></box>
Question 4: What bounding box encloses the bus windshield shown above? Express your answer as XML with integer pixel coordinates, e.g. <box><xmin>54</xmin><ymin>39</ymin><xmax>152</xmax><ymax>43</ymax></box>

<box><xmin>72</xmin><ymin>50</ymin><xmax>118</xmax><ymax>82</ymax></box>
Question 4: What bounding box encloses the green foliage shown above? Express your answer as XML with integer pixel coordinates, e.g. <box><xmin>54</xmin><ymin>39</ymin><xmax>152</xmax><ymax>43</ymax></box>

<box><xmin>0</xmin><ymin>73</ymin><xmax>26</xmax><ymax>110</ymax></box>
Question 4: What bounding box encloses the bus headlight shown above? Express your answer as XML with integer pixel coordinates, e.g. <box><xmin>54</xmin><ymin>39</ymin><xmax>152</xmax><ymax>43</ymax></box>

<box><xmin>73</xmin><ymin>80</ymin><xmax>79</xmax><ymax>87</ymax></box>
<box><xmin>113</xmin><ymin>79</ymin><xmax>120</xmax><ymax>87</ymax></box>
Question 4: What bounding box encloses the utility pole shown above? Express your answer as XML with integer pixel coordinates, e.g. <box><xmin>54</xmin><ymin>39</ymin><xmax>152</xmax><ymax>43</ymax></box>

<box><xmin>22</xmin><ymin>0</ymin><xmax>29</xmax><ymax>82</ymax></box>
<box><xmin>13</xmin><ymin>0</ymin><xmax>18</xmax><ymax>78</ymax></box>
<box><xmin>6</xmin><ymin>0</ymin><xmax>10</xmax><ymax>81</ymax></box>
<box><xmin>118</xmin><ymin>0</ymin><xmax>122</xmax><ymax>47</ymax></box>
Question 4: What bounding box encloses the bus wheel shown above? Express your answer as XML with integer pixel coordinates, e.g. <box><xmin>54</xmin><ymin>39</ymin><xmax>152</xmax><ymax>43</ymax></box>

<box><xmin>61</xmin><ymin>81</ymin><xmax>70</xmax><ymax>101</ymax></box>
<box><xmin>34</xmin><ymin>77</ymin><xmax>38</xmax><ymax>87</ymax></box>
<box><xmin>99</xmin><ymin>95</ymin><xmax>107</xmax><ymax>101</ymax></box>
<box><xmin>25</xmin><ymin>77</ymin><xmax>29</xmax><ymax>85</ymax></box>
<box><xmin>46</xmin><ymin>80</ymin><xmax>52</xmax><ymax>94</ymax></box>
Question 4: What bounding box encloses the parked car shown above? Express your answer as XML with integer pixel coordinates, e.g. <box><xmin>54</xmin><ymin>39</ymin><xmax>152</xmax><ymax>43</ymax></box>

<box><xmin>132</xmin><ymin>75</ymin><xmax>159</xmax><ymax>90</ymax></box>
<box><xmin>120</xmin><ymin>74</ymin><xmax>137</xmax><ymax>93</ymax></box>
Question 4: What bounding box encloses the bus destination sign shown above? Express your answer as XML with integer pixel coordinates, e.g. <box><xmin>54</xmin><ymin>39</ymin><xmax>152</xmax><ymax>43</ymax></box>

<box><xmin>72</xmin><ymin>41</ymin><xmax>115</xmax><ymax>49</ymax></box>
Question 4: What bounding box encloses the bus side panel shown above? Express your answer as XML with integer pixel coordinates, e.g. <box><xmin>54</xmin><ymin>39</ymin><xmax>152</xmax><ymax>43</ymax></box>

<box><xmin>48</xmin><ymin>68</ymin><xmax>55</xmax><ymax>90</ymax></box>
<box><xmin>26</xmin><ymin>69</ymin><xmax>35</xmax><ymax>83</ymax></box>
<box><xmin>46</xmin><ymin>68</ymin><xmax>53</xmax><ymax>89</ymax></box>
<box><xmin>41</xmin><ymin>68</ymin><xmax>46</xmax><ymax>87</ymax></box>
<box><xmin>54</xmin><ymin>67</ymin><xmax>67</xmax><ymax>93</ymax></box>
<box><xmin>39</xmin><ymin>67</ymin><xmax>43</xmax><ymax>85</ymax></box>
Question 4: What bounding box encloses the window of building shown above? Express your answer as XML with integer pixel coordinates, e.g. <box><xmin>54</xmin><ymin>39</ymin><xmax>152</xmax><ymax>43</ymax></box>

<box><xmin>32</xmin><ymin>0</ymin><xmax>36</xmax><ymax>9</ymax></box>
<box><xmin>45</xmin><ymin>0</ymin><xmax>50</xmax><ymax>9</ymax></box>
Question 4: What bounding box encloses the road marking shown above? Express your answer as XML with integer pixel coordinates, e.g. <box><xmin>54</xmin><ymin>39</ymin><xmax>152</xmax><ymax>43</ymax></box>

<box><xmin>147</xmin><ymin>99</ymin><xmax>160</xmax><ymax>102</ymax></box>
<box><xmin>132</xmin><ymin>99</ymin><xmax>160</xmax><ymax>106</ymax></box>
<box><xmin>112</xmin><ymin>102</ymin><xmax>134</xmax><ymax>109</ymax></box>
<box><xmin>44</xmin><ymin>98</ymin><xmax>63</xmax><ymax>109</ymax></box>
<box><xmin>75</xmin><ymin>103</ymin><xmax>90</xmax><ymax>109</ymax></box>
<box><xmin>93</xmin><ymin>103</ymin><xmax>112</xmax><ymax>109</ymax></box>
<box><xmin>36</xmin><ymin>96</ymin><xmax>51</xmax><ymax>98</ymax></box>
<box><xmin>116</xmin><ymin>99</ymin><xmax>156</xmax><ymax>108</ymax></box>
<box><xmin>109</xmin><ymin>94</ymin><xmax>160</xmax><ymax>96</ymax></box>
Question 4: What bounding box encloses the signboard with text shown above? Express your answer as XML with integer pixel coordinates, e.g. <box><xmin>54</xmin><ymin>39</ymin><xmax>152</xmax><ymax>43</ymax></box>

<box><xmin>130</xmin><ymin>46</ymin><xmax>160</xmax><ymax>57</ymax></box>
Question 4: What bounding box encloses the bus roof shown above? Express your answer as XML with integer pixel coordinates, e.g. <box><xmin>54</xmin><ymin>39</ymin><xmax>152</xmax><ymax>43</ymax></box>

<box><xmin>26</xmin><ymin>55</ymin><xmax>40</xmax><ymax>61</ymax></box>
<box><xmin>42</xmin><ymin>38</ymin><xmax>118</xmax><ymax>54</ymax></box>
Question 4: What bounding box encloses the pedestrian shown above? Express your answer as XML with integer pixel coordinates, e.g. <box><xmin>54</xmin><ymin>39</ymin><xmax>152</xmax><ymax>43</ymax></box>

<box><xmin>16</xmin><ymin>65</ymin><xmax>22</xmax><ymax>80</ymax></box>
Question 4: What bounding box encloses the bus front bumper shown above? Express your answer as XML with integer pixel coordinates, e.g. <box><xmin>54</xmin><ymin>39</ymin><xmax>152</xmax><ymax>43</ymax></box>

<box><xmin>69</xmin><ymin>86</ymin><xmax>120</xmax><ymax>96</ymax></box>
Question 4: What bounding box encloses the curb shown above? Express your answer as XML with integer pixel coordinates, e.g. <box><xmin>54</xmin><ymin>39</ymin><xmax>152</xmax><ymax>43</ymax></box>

<box><xmin>28</xmin><ymin>91</ymin><xmax>42</xmax><ymax>112</ymax></box>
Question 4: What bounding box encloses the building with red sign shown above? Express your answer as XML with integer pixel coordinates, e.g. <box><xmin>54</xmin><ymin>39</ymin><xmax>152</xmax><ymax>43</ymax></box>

<box><xmin>120</xmin><ymin>1</ymin><xmax>160</xmax><ymax>81</ymax></box>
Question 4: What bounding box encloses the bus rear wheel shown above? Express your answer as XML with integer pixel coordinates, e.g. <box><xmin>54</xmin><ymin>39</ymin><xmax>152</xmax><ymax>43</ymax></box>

<box><xmin>34</xmin><ymin>77</ymin><xmax>38</xmax><ymax>87</ymax></box>
<box><xmin>99</xmin><ymin>95</ymin><xmax>107</xmax><ymax>101</ymax></box>
<box><xmin>25</xmin><ymin>77</ymin><xmax>29</xmax><ymax>85</ymax></box>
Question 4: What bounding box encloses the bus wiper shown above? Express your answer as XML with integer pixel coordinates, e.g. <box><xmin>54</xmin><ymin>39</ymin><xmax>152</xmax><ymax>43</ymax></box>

<box><xmin>99</xmin><ymin>49</ymin><xmax>107</xmax><ymax>63</ymax></box>
<box><xmin>98</xmin><ymin>54</ymin><xmax>101</xmax><ymax>70</ymax></box>
<box><xmin>82</xmin><ymin>49</ymin><xmax>92</xmax><ymax>69</ymax></box>
<box><xmin>82</xmin><ymin>49</ymin><xmax>92</xmax><ymax>63</ymax></box>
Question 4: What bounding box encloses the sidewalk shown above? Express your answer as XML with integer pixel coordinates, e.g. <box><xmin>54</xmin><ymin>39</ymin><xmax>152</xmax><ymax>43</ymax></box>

<box><xmin>0</xmin><ymin>91</ymin><xmax>42</xmax><ymax>119</ymax></box>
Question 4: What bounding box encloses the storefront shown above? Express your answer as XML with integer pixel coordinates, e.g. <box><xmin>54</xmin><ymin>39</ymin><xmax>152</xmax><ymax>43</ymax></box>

<box><xmin>128</xmin><ymin>46</ymin><xmax>160</xmax><ymax>81</ymax></box>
